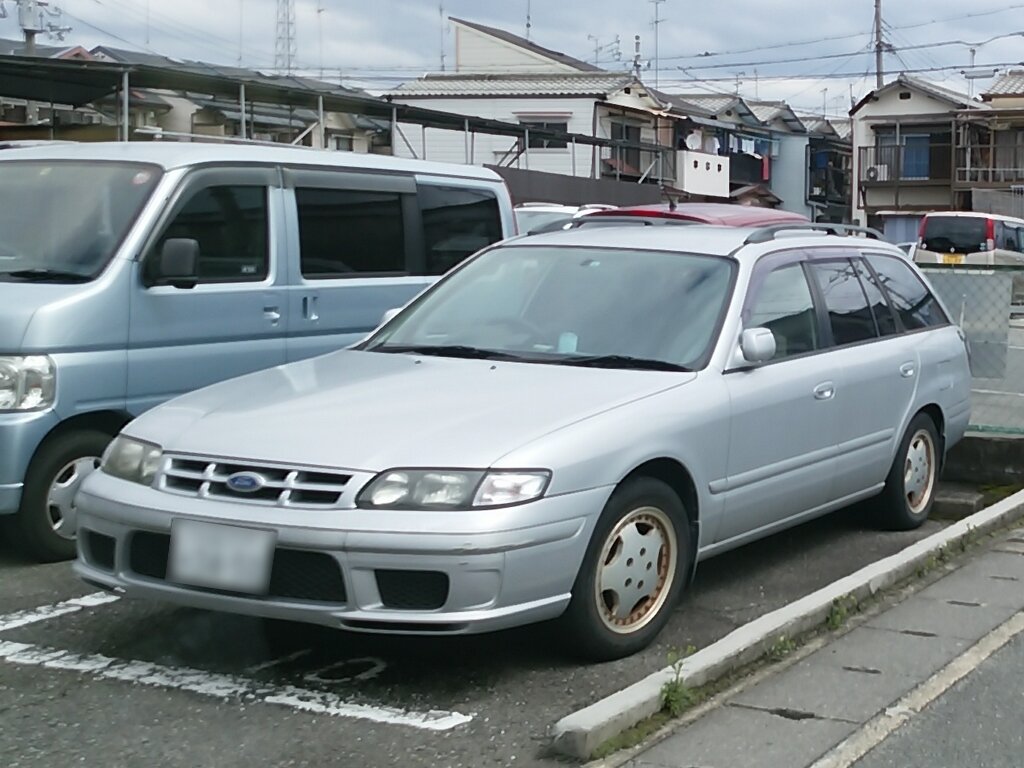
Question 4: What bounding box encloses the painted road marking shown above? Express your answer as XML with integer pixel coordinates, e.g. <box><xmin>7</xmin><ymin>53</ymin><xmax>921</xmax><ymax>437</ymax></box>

<box><xmin>0</xmin><ymin>596</ymin><xmax>472</xmax><ymax>731</ymax></box>
<box><xmin>808</xmin><ymin>610</ymin><xmax>1024</xmax><ymax>768</ymax></box>
<box><xmin>0</xmin><ymin>592</ymin><xmax>120</xmax><ymax>633</ymax></box>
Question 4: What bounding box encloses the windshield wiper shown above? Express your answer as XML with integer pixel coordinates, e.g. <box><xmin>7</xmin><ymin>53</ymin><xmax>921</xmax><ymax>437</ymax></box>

<box><xmin>371</xmin><ymin>344</ymin><xmax>527</xmax><ymax>361</ymax></box>
<box><xmin>0</xmin><ymin>268</ymin><xmax>91</xmax><ymax>283</ymax></box>
<box><xmin>552</xmin><ymin>354</ymin><xmax>693</xmax><ymax>372</ymax></box>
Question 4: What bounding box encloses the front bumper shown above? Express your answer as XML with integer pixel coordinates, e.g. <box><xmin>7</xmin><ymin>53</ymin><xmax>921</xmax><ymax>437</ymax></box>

<box><xmin>0</xmin><ymin>409</ymin><xmax>61</xmax><ymax>515</ymax></box>
<box><xmin>74</xmin><ymin>471</ymin><xmax>610</xmax><ymax>635</ymax></box>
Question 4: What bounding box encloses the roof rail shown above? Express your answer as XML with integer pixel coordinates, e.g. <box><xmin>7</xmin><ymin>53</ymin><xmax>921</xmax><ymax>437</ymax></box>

<box><xmin>743</xmin><ymin>223</ymin><xmax>885</xmax><ymax>245</ymax></box>
<box><xmin>527</xmin><ymin>215</ymin><xmax>699</xmax><ymax>235</ymax></box>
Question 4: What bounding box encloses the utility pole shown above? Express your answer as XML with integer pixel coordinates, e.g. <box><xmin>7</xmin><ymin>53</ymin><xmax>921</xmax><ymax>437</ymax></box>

<box><xmin>439</xmin><ymin>3</ymin><xmax>446</xmax><ymax>71</ymax></box>
<box><xmin>525</xmin><ymin>0</ymin><xmax>531</xmax><ymax>41</ymax></box>
<box><xmin>873</xmin><ymin>0</ymin><xmax>884</xmax><ymax>88</ymax></box>
<box><xmin>1</xmin><ymin>1</ymin><xmax>70</xmax><ymax>56</ymax></box>
<box><xmin>317</xmin><ymin>1</ymin><xmax>325</xmax><ymax>78</ymax></box>
<box><xmin>632</xmin><ymin>34</ymin><xmax>642</xmax><ymax>79</ymax></box>
<box><xmin>650</xmin><ymin>0</ymin><xmax>666</xmax><ymax>88</ymax></box>
<box><xmin>274</xmin><ymin>0</ymin><xmax>297</xmax><ymax>74</ymax></box>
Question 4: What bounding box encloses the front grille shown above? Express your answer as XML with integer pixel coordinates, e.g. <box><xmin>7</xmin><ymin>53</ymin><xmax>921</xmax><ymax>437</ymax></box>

<box><xmin>159</xmin><ymin>456</ymin><xmax>351</xmax><ymax>509</ymax></box>
<box><xmin>82</xmin><ymin>530</ymin><xmax>116</xmax><ymax>571</ymax></box>
<box><xmin>376</xmin><ymin>570</ymin><xmax>449</xmax><ymax>610</ymax></box>
<box><xmin>126</xmin><ymin>531</ymin><xmax>346</xmax><ymax>604</ymax></box>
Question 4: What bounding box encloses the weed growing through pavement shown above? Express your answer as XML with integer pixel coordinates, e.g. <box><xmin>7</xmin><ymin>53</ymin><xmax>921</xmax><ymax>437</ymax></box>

<box><xmin>767</xmin><ymin>635</ymin><xmax>798</xmax><ymax>662</ymax></box>
<box><xmin>661</xmin><ymin>644</ymin><xmax>698</xmax><ymax>717</ymax></box>
<box><xmin>825</xmin><ymin>594</ymin><xmax>859</xmax><ymax>630</ymax></box>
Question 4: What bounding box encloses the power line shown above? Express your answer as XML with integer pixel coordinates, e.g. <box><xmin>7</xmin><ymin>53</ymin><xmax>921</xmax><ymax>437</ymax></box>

<box><xmin>659</xmin><ymin>59</ymin><xmax>1022</xmax><ymax>85</ymax></box>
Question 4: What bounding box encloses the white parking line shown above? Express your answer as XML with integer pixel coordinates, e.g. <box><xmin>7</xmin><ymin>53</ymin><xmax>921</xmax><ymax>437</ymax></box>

<box><xmin>0</xmin><ymin>593</ymin><xmax>120</xmax><ymax>633</ymax></box>
<box><xmin>0</xmin><ymin>639</ymin><xmax>473</xmax><ymax>731</ymax></box>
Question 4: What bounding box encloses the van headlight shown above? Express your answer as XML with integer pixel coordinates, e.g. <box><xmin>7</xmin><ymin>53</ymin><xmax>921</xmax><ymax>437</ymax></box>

<box><xmin>0</xmin><ymin>355</ymin><xmax>55</xmax><ymax>411</ymax></box>
<box><xmin>357</xmin><ymin>469</ymin><xmax>550</xmax><ymax>510</ymax></box>
<box><xmin>102</xmin><ymin>436</ymin><xmax>164</xmax><ymax>486</ymax></box>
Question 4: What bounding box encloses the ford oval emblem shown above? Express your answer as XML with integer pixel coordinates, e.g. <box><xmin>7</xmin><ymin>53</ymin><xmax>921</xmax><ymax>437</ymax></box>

<box><xmin>226</xmin><ymin>472</ymin><xmax>266</xmax><ymax>493</ymax></box>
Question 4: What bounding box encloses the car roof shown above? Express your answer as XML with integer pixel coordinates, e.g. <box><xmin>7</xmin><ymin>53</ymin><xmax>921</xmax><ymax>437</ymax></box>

<box><xmin>506</xmin><ymin>222</ymin><xmax>903</xmax><ymax>260</ymax></box>
<box><xmin>0</xmin><ymin>141</ymin><xmax>504</xmax><ymax>182</ymax></box>
<box><xmin>591</xmin><ymin>202</ymin><xmax>811</xmax><ymax>227</ymax></box>
<box><xmin>922</xmin><ymin>210</ymin><xmax>1024</xmax><ymax>223</ymax></box>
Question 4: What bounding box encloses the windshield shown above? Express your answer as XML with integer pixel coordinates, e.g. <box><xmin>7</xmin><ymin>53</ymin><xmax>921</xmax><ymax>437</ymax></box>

<box><xmin>0</xmin><ymin>161</ymin><xmax>162</xmax><ymax>282</ymax></box>
<box><xmin>365</xmin><ymin>244</ymin><xmax>735</xmax><ymax>370</ymax></box>
<box><xmin>921</xmin><ymin>216</ymin><xmax>988</xmax><ymax>254</ymax></box>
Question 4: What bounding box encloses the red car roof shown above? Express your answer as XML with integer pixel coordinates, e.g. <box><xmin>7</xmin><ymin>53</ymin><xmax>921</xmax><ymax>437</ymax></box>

<box><xmin>590</xmin><ymin>203</ymin><xmax>810</xmax><ymax>227</ymax></box>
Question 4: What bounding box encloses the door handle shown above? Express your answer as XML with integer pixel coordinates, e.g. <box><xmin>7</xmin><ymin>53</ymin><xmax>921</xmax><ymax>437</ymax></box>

<box><xmin>263</xmin><ymin>306</ymin><xmax>281</xmax><ymax>325</ymax></box>
<box><xmin>303</xmin><ymin>295</ymin><xmax>319</xmax><ymax>321</ymax></box>
<box><xmin>899</xmin><ymin>362</ymin><xmax>916</xmax><ymax>378</ymax></box>
<box><xmin>813</xmin><ymin>382</ymin><xmax>835</xmax><ymax>401</ymax></box>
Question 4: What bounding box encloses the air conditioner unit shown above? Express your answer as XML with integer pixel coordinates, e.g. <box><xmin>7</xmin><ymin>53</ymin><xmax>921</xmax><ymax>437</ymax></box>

<box><xmin>865</xmin><ymin>164</ymin><xmax>890</xmax><ymax>182</ymax></box>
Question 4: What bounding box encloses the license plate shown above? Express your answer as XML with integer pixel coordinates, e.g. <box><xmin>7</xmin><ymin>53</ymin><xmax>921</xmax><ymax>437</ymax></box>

<box><xmin>942</xmin><ymin>253</ymin><xmax>965</xmax><ymax>264</ymax></box>
<box><xmin>169</xmin><ymin>519</ymin><xmax>275</xmax><ymax>594</ymax></box>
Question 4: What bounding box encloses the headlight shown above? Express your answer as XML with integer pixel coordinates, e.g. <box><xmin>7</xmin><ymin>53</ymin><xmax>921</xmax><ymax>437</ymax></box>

<box><xmin>357</xmin><ymin>469</ymin><xmax>550</xmax><ymax>510</ymax></box>
<box><xmin>102</xmin><ymin>436</ymin><xmax>164</xmax><ymax>486</ymax></box>
<box><xmin>0</xmin><ymin>355</ymin><xmax>55</xmax><ymax>411</ymax></box>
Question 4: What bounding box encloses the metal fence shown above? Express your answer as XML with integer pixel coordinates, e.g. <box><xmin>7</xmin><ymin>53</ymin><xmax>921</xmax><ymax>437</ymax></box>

<box><xmin>921</xmin><ymin>265</ymin><xmax>1024</xmax><ymax>434</ymax></box>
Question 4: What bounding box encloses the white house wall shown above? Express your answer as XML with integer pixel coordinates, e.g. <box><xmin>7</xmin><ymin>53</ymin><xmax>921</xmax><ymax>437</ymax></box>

<box><xmin>393</xmin><ymin>97</ymin><xmax>599</xmax><ymax>176</ymax></box>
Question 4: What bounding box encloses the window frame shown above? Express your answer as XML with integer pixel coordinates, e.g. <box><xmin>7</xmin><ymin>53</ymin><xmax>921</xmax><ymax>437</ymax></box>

<box><xmin>860</xmin><ymin>250</ymin><xmax>952</xmax><ymax>332</ymax></box>
<box><xmin>139</xmin><ymin>165</ymin><xmax>277</xmax><ymax>289</ymax></box>
<box><xmin>283</xmin><ymin>167</ymin><xmax>422</xmax><ymax>279</ymax></box>
<box><xmin>805</xmin><ymin>256</ymin><xmax>882</xmax><ymax>348</ymax></box>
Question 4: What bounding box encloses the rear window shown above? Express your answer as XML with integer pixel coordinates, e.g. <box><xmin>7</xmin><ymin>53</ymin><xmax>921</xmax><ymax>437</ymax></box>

<box><xmin>922</xmin><ymin>216</ymin><xmax>988</xmax><ymax>254</ymax></box>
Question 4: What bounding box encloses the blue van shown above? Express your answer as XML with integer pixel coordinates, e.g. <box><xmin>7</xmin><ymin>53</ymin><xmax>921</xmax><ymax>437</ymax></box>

<box><xmin>0</xmin><ymin>142</ymin><xmax>515</xmax><ymax>561</ymax></box>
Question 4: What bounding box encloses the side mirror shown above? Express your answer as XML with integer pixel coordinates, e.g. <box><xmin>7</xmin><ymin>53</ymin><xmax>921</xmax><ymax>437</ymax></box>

<box><xmin>156</xmin><ymin>238</ymin><xmax>199</xmax><ymax>288</ymax></box>
<box><xmin>740</xmin><ymin>327</ymin><xmax>776</xmax><ymax>364</ymax></box>
<box><xmin>380</xmin><ymin>307</ymin><xmax>401</xmax><ymax>325</ymax></box>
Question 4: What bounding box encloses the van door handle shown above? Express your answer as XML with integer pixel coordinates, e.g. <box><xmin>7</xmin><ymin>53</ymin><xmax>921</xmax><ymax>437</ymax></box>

<box><xmin>263</xmin><ymin>306</ymin><xmax>281</xmax><ymax>325</ymax></box>
<box><xmin>303</xmin><ymin>295</ymin><xmax>319</xmax><ymax>321</ymax></box>
<box><xmin>813</xmin><ymin>382</ymin><xmax>835</xmax><ymax>401</ymax></box>
<box><xmin>899</xmin><ymin>362</ymin><xmax>916</xmax><ymax>378</ymax></box>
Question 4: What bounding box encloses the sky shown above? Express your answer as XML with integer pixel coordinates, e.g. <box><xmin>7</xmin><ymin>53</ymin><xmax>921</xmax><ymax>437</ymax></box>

<box><xmin>2</xmin><ymin>0</ymin><xmax>1023</xmax><ymax>115</ymax></box>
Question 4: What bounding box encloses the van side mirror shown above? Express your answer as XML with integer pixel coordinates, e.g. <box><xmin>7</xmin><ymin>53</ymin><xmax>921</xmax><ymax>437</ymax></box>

<box><xmin>740</xmin><ymin>327</ymin><xmax>776</xmax><ymax>364</ymax></box>
<box><xmin>156</xmin><ymin>238</ymin><xmax>199</xmax><ymax>289</ymax></box>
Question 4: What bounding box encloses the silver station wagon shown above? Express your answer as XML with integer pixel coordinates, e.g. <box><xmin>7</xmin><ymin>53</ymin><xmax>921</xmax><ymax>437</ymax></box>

<box><xmin>74</xmin><ymin>222</ymin><xmax>971</xmax><ymax>661</ymax></box>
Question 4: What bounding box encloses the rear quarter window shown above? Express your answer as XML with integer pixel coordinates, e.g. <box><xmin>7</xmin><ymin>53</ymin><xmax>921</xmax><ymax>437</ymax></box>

<box><xmin>865</xmin><ymin>253</ymin><xmax>949</xmax><ymax>330</ymax></box>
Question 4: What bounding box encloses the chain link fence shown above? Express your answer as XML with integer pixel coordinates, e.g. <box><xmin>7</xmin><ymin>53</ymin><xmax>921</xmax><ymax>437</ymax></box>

<box><xmin>921</xmin><ymin>265</ymin><xmax>1024</xmax><ymax>434</ymax></box>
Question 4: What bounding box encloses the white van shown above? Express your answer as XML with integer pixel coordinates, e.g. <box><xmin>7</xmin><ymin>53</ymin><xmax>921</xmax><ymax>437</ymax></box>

<box><xmin>914</xmin><ymin>211</ymin><xmax>1024</xmax><ymax>266</ymax></box>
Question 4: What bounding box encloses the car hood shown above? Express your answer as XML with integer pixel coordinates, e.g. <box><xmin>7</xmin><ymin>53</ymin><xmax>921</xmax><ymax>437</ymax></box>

<box><xmin>130</xmin><ymin>349</ymin><xmax>695</xmax><ymax>471</ymax></box>
<box><xmin>0</xmin><ymin>283</ymin><xmax>83</xmax><ymax>350</ymax></box>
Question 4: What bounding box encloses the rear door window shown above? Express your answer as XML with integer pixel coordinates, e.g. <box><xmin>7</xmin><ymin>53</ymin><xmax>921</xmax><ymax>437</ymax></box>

<box><xmin>865</xmin><ymin>253</ymin><xmax>949</xmax><ymax>330</ymax></box>
<box><xmin>810</xmin><ymin>260</ymin><xmax>879</xmax><ymax>346</ymax></box>
<box><xmin>921</xmin><ymin>216</ymin><xmax>988</xmax><ymax>254</ymax></box>
<box><xmin>418</xmin><ymin>184</ymin><xmax>503</xmax><ymax>275</ymax></box>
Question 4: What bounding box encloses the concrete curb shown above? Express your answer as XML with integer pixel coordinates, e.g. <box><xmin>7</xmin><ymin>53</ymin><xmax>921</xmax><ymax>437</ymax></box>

<box><xmin>548</xmin><ymin>488</ymin><xmax>1024</xmax><ymax>760</ymax></box>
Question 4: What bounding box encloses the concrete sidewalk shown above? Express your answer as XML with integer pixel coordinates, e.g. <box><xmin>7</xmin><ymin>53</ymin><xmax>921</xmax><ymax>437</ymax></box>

<box><xmin>624</xmin><ymin>528</ymin><xmax>1024</xmax><ymax>768</ymax></box>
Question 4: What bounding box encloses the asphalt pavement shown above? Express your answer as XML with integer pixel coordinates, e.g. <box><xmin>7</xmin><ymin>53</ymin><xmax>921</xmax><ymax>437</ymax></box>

<box><xmin>0</xmin><ymin>505</ymin><xmax>946</xmax><ymax>768</ymax></box>
<box><xmin>626</xmin><ymin>527</ymin><xmax>1024</xmax><ymax>768</ymax></box>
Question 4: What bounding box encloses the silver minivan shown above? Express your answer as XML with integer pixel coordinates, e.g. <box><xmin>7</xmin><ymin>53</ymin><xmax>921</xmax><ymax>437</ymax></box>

<box><xmin>0</xmin><ymin>142</ymin><xmax>514</xmax><ymax>561</ymax></box>
<box><xmin>74</xmin><ymin>223</ymin><xmax>971</xmax><ymax>660</ymax></box>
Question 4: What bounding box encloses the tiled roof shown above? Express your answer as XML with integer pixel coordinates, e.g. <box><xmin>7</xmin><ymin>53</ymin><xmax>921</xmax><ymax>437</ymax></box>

<box><xmin>449</xmin><ymin>18</ymin><xmax>602</xmax><ymax>73</ymax></box>
<box><xmin>390</xmin><ymin>72</ymin><xmax>637</xmax><ymax>98</ymax></box>
<box><xmin>984</xmin><ymin>70</ymin><xmax>1024</xmax><ymax>98</ymax></box>
<box><xmin>652</xmin><ymin>91</ymin><xmax>714</xmax><ymax>117</ymax></box>
<box><xmin>671</xmin><ymin>93</ymin><xmax>740</xmax><ymax>115</ymax></box>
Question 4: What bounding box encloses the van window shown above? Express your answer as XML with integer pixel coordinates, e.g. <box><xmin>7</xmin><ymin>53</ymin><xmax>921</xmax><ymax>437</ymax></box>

<box><xmin>745</xmin><ymin>264</ymin><xmax>819</xmax><ymax>359</ymax></box>
<box><xmin>921</xmin><ymin>215</ymin><xmax>988</xmax><ymax>254</ymax></box>
<box><xmin>418</xmin><ymin>185</ymin><xmax>503</xmax><ymax>275</ymax></box>
<box><xmin>154</xmin><ymin>185</ymin><xmax>269</xmax><ymax>283</ymax></box>
<box><xmin>811</xmin><ymin>260</ymin><xmax>878</xmax><ymax>345</ymax></box>
<box><xmin>866</xmin><ymin>254</ymin><xmax>949</xmax><ymax>330</ymax></box>
<box><xmin>296</xmin><ymin>188</ymin><xmax>405</xmax><ymax>277</ymax></box>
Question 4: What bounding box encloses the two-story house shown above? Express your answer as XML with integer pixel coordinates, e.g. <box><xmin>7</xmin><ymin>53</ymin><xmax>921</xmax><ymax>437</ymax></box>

<box><xmin>850</xmin><ymin>74</ymin><xmax>987</xmax><ymax>234</ymax></box>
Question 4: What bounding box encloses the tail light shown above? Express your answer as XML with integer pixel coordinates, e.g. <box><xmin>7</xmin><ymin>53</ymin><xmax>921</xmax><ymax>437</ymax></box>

<box><xmin>986</xmin><ymin>217</ymin><xmax>995</xmax><ymax>252</ymax></box>
<box><xmin>917</xmin><ymin>216</ymin><xmax>926</xmax><ymax>246</ymax></box>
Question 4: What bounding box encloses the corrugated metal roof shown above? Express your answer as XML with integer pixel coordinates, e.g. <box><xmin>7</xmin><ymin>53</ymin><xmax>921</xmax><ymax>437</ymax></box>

<box><xmin>672</xmin><ymin>93</ymin><xmax>739</xmax><ymax>114</ymax></box>
<box><xmin>984</xmin><ymin>70</ymin><xmax>1024</xmax><ymax>97</ymax></box>
<box><xmin>390</xmin><ymin>72</ymin><xmax>637</xmax><ymax>98</ymax></box>
<box><xmin>651</xmin><ymin>91</ymin><xmax>714</xmax><ymax>117</ymax></box>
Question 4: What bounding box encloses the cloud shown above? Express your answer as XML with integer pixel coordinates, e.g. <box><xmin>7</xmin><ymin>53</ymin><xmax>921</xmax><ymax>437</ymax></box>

<box><xmin>2</xmin><ymin>0</ymin><xmax>1021</xmax><ymax>112</ymax></box>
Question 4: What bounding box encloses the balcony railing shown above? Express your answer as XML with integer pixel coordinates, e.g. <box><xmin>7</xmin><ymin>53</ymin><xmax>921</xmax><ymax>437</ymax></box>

<box><xmin>601</xmin><ymin>144</ymin><xmax>677</xmax><ymax>184</ymax></box>
<box><xmin>729</xmin><ymin>152</ymin><xmax>767</xmax><ymax>185</ymax></box>
<box><xmin>808</xmin><ymin>167</ymin><xmax>850</xmax><ymax>205</ymax></box>
<box><xmin>858</xmin><ymin>144</ymin><xmax>952</xmax><ymax>184</ymax></box>
<box><xmin>955</xmin><ymin>147</ymin><xmax>1024</xmax><ymax>184</ymax></box>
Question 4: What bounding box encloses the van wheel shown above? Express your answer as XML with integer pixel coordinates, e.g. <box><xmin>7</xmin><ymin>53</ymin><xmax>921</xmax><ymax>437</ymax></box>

<box><xmin>559</xmin><ymin>477</ymin><xmax>690</xmax><ymax>662</ymax></box>
<box><xmin>9</xmin><ymin>429</ymin><xmax>112</xmax><ymax>563</ymax></box>
<box><xmin>874</xmin><ymin>413</ymin><xmax>940</xmax><ymax>531</ymax></box>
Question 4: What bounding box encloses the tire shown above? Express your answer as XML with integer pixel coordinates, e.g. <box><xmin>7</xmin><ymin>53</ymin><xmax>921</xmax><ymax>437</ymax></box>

<box><xmin>873</xmin><ymin>413</ymin><xmax>940</xmax><ymax>531</ymax></box>
<box><xmin>7</xmin><ymin>429</ymin><xmax>112</xmax><ymax>563</ymax></box>
<box><xmin>559</xmin><ymin>477</ymin><xmax>691</xmax><ymax>662</ymax></box>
